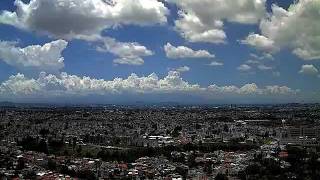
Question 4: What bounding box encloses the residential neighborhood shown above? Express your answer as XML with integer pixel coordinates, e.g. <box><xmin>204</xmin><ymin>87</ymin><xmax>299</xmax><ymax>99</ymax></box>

<box><xmin>0</xmin><ymin>104</ymin><xmax>319</xmax><ymax>179</ymax></box>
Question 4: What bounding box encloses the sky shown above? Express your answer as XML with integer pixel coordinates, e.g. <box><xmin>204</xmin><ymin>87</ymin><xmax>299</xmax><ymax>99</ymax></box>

<box><xmin>0</xmin><ymin>0</ymin><xmax>319</xmax><ymax>104</ymax></box>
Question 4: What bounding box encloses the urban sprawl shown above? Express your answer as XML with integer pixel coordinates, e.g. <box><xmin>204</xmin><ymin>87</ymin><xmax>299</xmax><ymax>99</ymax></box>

<box><xmin>0</xmin><ymin>104</ymin><xmax>320</xmax><ymax>179</ymax></box>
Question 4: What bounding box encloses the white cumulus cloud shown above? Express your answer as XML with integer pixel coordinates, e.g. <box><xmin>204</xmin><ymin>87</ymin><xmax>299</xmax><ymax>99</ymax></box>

<box><xmin>164</xmin><ymin>43</ymin><xmax>215</xmax><ymax>59</ymax></box>
<box><xmin>241</xmin><ymin>33</ymin><xmax>278</xmax><ymax>52</ymax></box>
<box><xmin>0</xmin><ymin>71</ymin><xmax>203</xmax><ymax>97</ymax></box>
<box><xmin>97</xmin><ymin>37</ymin><xmax>153</xmax><ymax>65</ymax></box>
<box><xmin>175</xmin><ymin>66</ymin><xmax>190</xmax><ymax>72</ymax></box>
<box><xmin>299</xmin><ymin>64</ymin><xmax>319</xmax><ymax>76</ymax></box>
<box><xmin>0</xmin><ymin>40</ymin><xmax>68</xmax><ymax>72</ymax></box>
<box><xmin>0</xmin><ymin>71</ymin><xmax>298</xmax><ymax>102</ymax></box>
<box><xmin>244</xmin><ymin>53</ymin><xmax>276</xmax><ymax>73</ymax></box>
<box><xmin>243</xmin><ymin>0</ymin><xmax>320</xmax><ymax>60</ymax></box>
<box><xmin>237</xmin><ymin>64</ymin><xmax>252</xmax><ymax>72</ymax></box>
<box><xmin>0</xmin><ymin>0</ymin><xmax>169</xmax><ymax>39</ymax></box>
<box><xmin>208</xmin><ymin>83</ymin><xmax>297</xmax><ymax>96</ymax></box>
<box><xmin>0</xmin><ymin>0</ymin><xmax>167</xmax><ymax>66</ymax></box>
<box><xmin>167</xmin><ymin>0</ymin><xmax>266</xmax><ymax>43</ymax></box>
<box><xmin>257</xmin><ymin>64</ymin><xmax>273</xmax><ymax>71</ymax></box>
<box><xmin>208</xmin><ymin>61</ymin><xmax>224</xmax><ymax>66</ymax></box>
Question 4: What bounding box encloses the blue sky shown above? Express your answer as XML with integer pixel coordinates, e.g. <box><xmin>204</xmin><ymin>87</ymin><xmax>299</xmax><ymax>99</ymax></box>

<box><xmin>0</xmin><ymin>0</ymin><xmax>319</xmax><ymax>104</ymax></box>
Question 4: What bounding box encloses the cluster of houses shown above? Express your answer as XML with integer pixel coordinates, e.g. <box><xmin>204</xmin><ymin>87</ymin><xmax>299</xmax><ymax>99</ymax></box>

<box><xmin>0</xmin><ymin>105</ymin><xmax>319</xmax><ymax>179</ymax></box>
